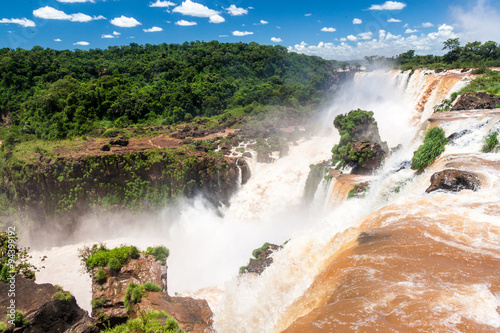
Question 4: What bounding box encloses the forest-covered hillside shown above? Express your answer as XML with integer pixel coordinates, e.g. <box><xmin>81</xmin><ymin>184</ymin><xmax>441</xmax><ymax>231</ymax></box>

<box><xmin>0</xmin><ymin>41</ymin><xmax>335</xmax><ymax>140</ymax></box>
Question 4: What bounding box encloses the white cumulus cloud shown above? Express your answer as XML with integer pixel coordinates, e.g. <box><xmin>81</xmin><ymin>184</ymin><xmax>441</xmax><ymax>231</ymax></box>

<box><xmin>232</xmin><ymin>30</ymin><xmax>253</xmax><ymax>36</ymax></box>
<box><xmin>321</xmin><ymin>27</ymin><xmax>336</xmax><ymax>32</ymax></box>
<box><xmin>33</xmin><ymin>6</ymin><xmax>105</xmax><ymax>22</ymax></box>
<box><xmin>352</xmin><ymin>18</ymin><xmax>362</xmax><ymax>24</ymax></box>
<box><xmin>209</xmin><ymin>15</ymin><xmax>225</xmax><ymax>23</ymax></box>
<box><xmin>54</xmin><ymin>38</ymin><xmax>62</xmax><ymax>42</ymax></box>
<box><xmin>0</xmin><ymin>18</ymin><xmax>36</xmax><ymax>27</ymax></box>
<box><xmin>451</xmin><ymin>0</ymin><xmax>500</xmax><ymax>43</ymax></box>
<box><xmin>271</xmin><ymin>37</ymin><xmax>282</xmax><ymax>42</ymax></box>
<box><xmin>175</xmin><ymin>20</ymin><xmax>197</xmax><ymax>26</ymax></box>
<box><xmin>421</xmin><ymin>22</ymin><xmax>434</xmax><ymax>28</ymax></box>
<box><xmin>358</xmin><ymin>31</ymin><xmax>373</xmax><ymax>39</ymax></box>
<box><xmin>387</xmin><ymin>18</ymin><xmax>401</xmax><ymax>22</ymax></box>
<box><xmin>369</xmin><ymin>1</ymin><xmax>406</xmax><ymax>10</ymax></box>
<box><xmin>74</xmin><ymin>41</ymin><xmax>89</xmax><ymax>45</ymax></box>
<box><xmin>225</xmin><ymin>4</ymin><xmax>248</xmax><ymax>16</ymax></box>
<box><xmin>305</xmin><ymin>13</ymin><xmax>312</xmax><ymax>17</ymax></box>
<box><xmin>405</xmin><ymin>28</ymin><xmax>418</xmax><ymax>33</ymax></box>
<box><xmin>110</xmin><ymin>16</ymin><xmax>141</xmax><ymax>27</ymax></box>
<box><xmin>260</xmin><ymin>20</ymin><xmax>268</xmax><ymax>25</ymax></box>
<box><xmin>288</xmin><ymin>23</ymin><xmax>458</xmax><ymax>60</ymax></box>
<box><xmin>101</xmin><ymin>34</ymin><xmax>116</xmax><ymax>38</ymax></box>
<box><xmin>173</xmin><ymin>0</ymin><xmax>218</xmax><ymax>17</ymax></box>
<box><xmin>143</xmin><ymin>26</ymin><xmax>163</xmax><ymax>32</ymax></box>
<box><xmin>149</xmin><ymin>0</ymin><xmax>176</xmax><ymax>7</ymax></box>
<box><xmin>113</xmin><ymin>31</ymin><xmax>121</xmax><ymax>36</ymax></box>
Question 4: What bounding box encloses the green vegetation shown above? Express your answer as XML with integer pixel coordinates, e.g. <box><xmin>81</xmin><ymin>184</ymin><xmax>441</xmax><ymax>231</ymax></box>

<box><xmin>124</xmin><ymin>283</ymin><xmax>145</xmax><ymax>312</ymax></box>
<box><xmin>91</xmin><ymin>296</ymin><xmax>107</xmax><ymax>309</ymax></box>
<box><xmin>145</xmin><ymin>246</ymin><xmax>170</xmax><ymax>266</ymax></box>
<box><xmin>0</xmin><ymin>322</ymin><xmax>7</xmax><ymax>332</ymax></box>
<box><xmin>11</xmin><ymin>310</ymin><xmax>28</xmax><ymax>327</ymax></box>
<box><xmin>411</xmin><ymin>127</ymin><xmax>448</xmax><ymax>171</ymax></box>
<box><xmin>482</xmin><ymin>131</ymin><xmax>499</xmax><ymax>152</ymax></box>
<box><xmin>0</xmin><ymin>231</ymin><xmax>36</xmax><ymax>283</ymax></box>
<box><xmin>79</xmin><ymin>244</ymin><xmax>139</xmax><ymax>273</ymax></box>
<box><xmin>52</xmin><ymin>290</ymin><xmax>74</xmax><ymax>302</ymax></box>
<box><xmin>123</xmin><ymin>281</ymin><xmax>163</xmax><ymax>312</ymax></box>
<box><xmin>102</xmin><ymin>310</ymin><xmax>184</xmax><ymax>333</ymax></box>
<box><xmin>142</xmin><ymin>282</ymin><xmax>162</xmax><ymax>292</ymax></box>
<box><xmin>107</xmin><ymin>258</ymin><xmax>121</xmax><ymax>271</ymax></box>
<box><xmin>331</xmin><ymin>109</ymin><xmax>380</xmax><ymax>169</ymax></box>
<box><xmin>95</xmin><ymin>268</ymin><xmax>108</xmax><ymax>284</ymax></box>
<box><xmin>459</xmin><ymin>69</ymin><xmax>500</xmax><ymax>96</ymax></box>
<box><xmin>0</xmin><ymin>42</ymin><xmax>333</xmax><ymax>141</ymax></box>
<box><xmin>252</xmin><ymin>242</ymin><xmax>271</xmax><ymax>259</ymax></box>
<box><xmin>240</xmin><ymin>242</ymin><xmax>275</xmax><ymax>274</ymax></box>
<box><xmin>394</xmin><ymin>39</ymin><xmax>500</xmax><ymax>70</ymax></box>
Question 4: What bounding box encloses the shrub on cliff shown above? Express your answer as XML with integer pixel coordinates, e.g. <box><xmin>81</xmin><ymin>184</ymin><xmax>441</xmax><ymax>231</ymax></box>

<box><xmin>145</xmin><ymin>246</ymin><xmax>170</xmax><ymax>266</ymax></box>
<box><xmin>411</xmin><ymin>127</ymin><xmax>448</xmax><ymax>171</ymax></box>
<box><xmin>0</xmin><ymin>231</ymin><xmax>36</xmax><ymax>283</ymax></box>
<box><xmin>331</xmin><ymin>109</ymin><xmax>387</xmax><ymax>169</ymax></box>
<box><xmin>80</xmin><ymin>244</ymin><xmax>140</xmax><ymax>273</ymax></box>
<box><xmin>102</xmin><ymin>310</ymin><xmax>184</xmax><ymax>333</ymax></box>
<box><xmin>482</xmin><ymin>131</ymin><xmax>499</xmax><ymax>152</ymax></box>
<box><xmin>123</xmin><ymin>282</ymin><xmax>162</xmax><ymax>312</ymax></box>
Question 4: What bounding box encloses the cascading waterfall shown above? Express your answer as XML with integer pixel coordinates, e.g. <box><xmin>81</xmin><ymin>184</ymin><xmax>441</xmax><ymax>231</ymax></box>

<box><xmin>29</xmin><ymin>68</ymin><xmax>500</xmax><ymax>332</ymax></box>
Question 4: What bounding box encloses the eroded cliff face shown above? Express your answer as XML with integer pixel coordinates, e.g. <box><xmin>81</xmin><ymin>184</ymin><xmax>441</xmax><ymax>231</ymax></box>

<box><xmin>0</xmin><ymin>148</ymin><xmax>250</xmax><ymax>235</ymax></box>
<box><xmin>0</xmin><ymin>276</ymin><xmax>96</xmax><ymax>332</ymax></box>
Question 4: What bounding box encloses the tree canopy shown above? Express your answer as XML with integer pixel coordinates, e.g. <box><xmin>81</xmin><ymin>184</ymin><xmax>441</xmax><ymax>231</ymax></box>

<box><xmin>0</xmin><ymin>41</ymin><xmax>335</xmax><ymax>140</ymax></box>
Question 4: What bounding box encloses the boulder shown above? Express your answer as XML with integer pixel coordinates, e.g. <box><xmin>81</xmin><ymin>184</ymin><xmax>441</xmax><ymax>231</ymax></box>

<box><xmin>109</xmin><ymin>136</ymin><xmax>129</xmax><ymax>147</ymax></box>
<box><xmin>425</xmin><ymin>169</ymin><xmax>481</xmax><ymax>193</ymax></box>
<box><xmin>0</xmin><ymin>276</ymin><xmax>96</xmax><ymax>333</ymax></box>
<box><xmin>100</xmin><ymin>144</ymin><xmax>110</xmax><ymax>152</ymax></box>
<box><xmin>451</xmin><ymin>91</ymin><xmax>500</xmax><ymax>111</ymax></box>
<box><xmin>346</xmin><ymin>140</ymin><xmax>386</xmax><ymax>175</ymax></box>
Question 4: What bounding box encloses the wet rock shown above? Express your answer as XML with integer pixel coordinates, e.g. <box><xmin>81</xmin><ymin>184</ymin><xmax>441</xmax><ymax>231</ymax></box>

<box><xmin>100</xmin><ymin>144</ymin><xmax>110</xmax><ymax>152</ymax></box>
<box><xmin>447</xmin><ymin>129</ymin><xmax>472</xmax><ymax>143</ymax></box>
<box><xmin>109</xmin><ymin>137</ymin><xmax>129</xmax><ymax>147</ymax></box>
<box><xmin>346</xmin><ymin>140</ymin><xmax>386</xmax><ymax>175</ymax></box>
<box><xmin>394</xmin><ymin>160</ymin><xmax>411</xmax><ymax>173</ymax></box>
<box><xmin>241</xmin><ymin>244</ymin><xmax>283</xmax><ymax>275</ymax></box>
<box><xmin>0</xmin><ymin>276</ymin><xmax>96</xmax><ymax>333</ymax></box>
<box><xmin>451</xmin><ymin>91</ymin><xmax>500</xmax><ymax>111</ymax></box>
<box><xmin>242</xmin><ymin>152</ymin><xmax>253</xmax><ymax>158</ymax></box>
<box><xmin>237</xmin><ymin>158</ymin><xmax>251</xmax><ymax>185</ymax></box>
<box><xmin>425</xmin><ymin>169</ymin><xmax>481</xmax><ymax>193</ymax></box>
<box><xmin>350</xmin><ymin>181</ymin><xmax>370</xmax><ymax>197</ymax></box>
<box><xmin>257</xmin><ymin>151</ymin><xmax>273</xmax><ymax>164</ymax></box>
<box><xmin>130</xmin><ymin>293</ymin><xmax>214</xmax><ymax>333</ymax></box>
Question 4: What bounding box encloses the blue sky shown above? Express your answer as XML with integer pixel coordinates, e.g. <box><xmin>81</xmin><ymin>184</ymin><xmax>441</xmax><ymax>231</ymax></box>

<box><xmin>1</xmin><ymin>0</ymin><xmax>499</xmax><ymax>60</ymax></box>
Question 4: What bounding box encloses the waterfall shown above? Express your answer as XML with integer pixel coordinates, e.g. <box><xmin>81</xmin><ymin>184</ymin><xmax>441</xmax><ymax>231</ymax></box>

<box><xmin>29</xmin><ymin>68</ymin><xmax>500</xmax><ymax>332</ymax></box>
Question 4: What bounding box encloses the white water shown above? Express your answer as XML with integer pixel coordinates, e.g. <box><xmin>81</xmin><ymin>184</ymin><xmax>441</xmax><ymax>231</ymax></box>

<box><xmin>30</xmin><ymin>68</ymin><xmax>499</xmax><ymax>332</ymax></box>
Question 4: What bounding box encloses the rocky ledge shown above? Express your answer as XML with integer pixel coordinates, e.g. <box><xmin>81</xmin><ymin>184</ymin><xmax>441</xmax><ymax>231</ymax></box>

<box><xmin>0</xmin><ymin>276</ymin><xmax>96</xmax><ymax>332</ymax></box>
<box><xmin>91</xmin><ymin>252</ymin><xmax>213</xmax><ymax>332</ymax></box>
<box><xmin>451</xmin><ymin>91</ymin><xmax>500</xmax><ymax>111</ymax></box>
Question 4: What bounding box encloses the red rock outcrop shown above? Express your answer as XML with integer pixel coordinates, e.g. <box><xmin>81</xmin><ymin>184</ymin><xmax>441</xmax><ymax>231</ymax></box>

<box><xmin>0</xmin><ymin>276</ymin><xmax>96</xmax><ymax>332</ymax></box>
